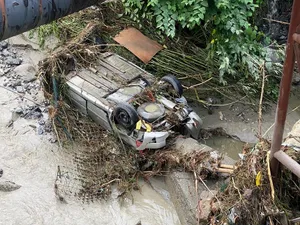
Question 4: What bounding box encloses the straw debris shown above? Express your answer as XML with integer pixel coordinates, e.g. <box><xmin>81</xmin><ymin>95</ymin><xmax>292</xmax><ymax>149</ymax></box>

<box><xmin>209</xmin><ymin>140</ymin><xmax>300</xmax><ymax>225</ymax></box>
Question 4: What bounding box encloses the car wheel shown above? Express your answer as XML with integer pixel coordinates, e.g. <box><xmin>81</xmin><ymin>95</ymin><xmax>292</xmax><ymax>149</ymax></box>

<box><xmin>113</xmin><ymin>103</ymin><xmax>139</xmax><ymax>133</ymax></box>
<box><xmin>160</xmin><ymin>74</ymin><xmax>183</xmax><ymax>97</ymax></box>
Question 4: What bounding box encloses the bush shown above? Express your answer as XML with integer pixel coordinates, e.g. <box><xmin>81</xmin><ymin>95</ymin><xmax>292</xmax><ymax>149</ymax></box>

<box><xmin>122</xmin><ymin>0</ymin><xmax>278</xmax><ymax>85</ymax></box>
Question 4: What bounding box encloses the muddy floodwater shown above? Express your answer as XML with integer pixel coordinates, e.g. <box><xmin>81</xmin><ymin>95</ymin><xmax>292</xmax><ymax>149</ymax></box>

<box><xmin>203</xmin><ymin>137</ymin><xmax>246</xmax><ymax>160</ymax></box>
<box><xmin>196</xmin><ymin>89</ymin><xmax>300</xmax><ymax>159</ymax></box>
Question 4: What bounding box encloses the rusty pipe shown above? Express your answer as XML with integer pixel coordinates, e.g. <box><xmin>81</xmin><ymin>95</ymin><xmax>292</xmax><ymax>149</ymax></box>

<box><xmin>0</xmin><ymin>0</ymin><xmax>101</xmax><ymax>41</ymax></box>
<box><xmin>274</xmin><ymin>150</ymin><xmax>300</xmax><ymax>178</ymax></box>
<box><xmin>270</xmin><ymin>0</ymin><xmax>300</xmax><ymax>178</ymax></box>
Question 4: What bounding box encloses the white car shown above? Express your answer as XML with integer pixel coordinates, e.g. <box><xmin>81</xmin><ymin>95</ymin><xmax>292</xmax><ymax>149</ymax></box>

<box><xmin>66</xmin><ymin>52</ymin><xmax>202</xmax><ymax>150</ymax></box>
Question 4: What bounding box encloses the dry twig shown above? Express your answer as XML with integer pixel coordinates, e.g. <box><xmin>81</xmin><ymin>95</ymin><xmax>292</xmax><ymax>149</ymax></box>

<box><xmin>258</xmin><ymin>61</ymin><xmax>266</xmax><ymax>139</ymax></box>
<box><xmin>183</xmin><ymin>77</ymin><xmax>213</xmax><ymax>90</ymax></box>
<box><xmin>232</xmin><ymin>177</ymin><xmax>242</xmax><ymax>201</ymax></box>
<box><xmin>267</xmin><ymin>151</ymin><xmax>275</xmax><ymax>201</ymax></box>
<box><xmin>263</xmin><ymin>18</ymin><xmax>290</xmax><ymax>25</ymax></box>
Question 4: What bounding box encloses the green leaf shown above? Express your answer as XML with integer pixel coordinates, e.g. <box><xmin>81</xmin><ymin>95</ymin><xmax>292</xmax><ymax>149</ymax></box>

<box><xmin>201</xmin><ymin>0</ymin><xmax>208</xmax><ymax>7</ymax></box>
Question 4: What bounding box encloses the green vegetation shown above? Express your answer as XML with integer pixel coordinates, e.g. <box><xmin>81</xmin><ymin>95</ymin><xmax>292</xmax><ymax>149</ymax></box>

<box><xmin>123</xmin><ymin>0</ymin><xmax>208</xmax><ymax>37</ymax></box>
<box><xmin>122</xmin><ymin>0</ymin><xmax>283</xmax><ymax>101</ymax></box>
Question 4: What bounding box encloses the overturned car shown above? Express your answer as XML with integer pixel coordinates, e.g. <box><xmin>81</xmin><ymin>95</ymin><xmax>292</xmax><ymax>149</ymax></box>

<box><xmin>66</xmin><ymin>52</ymin><xmax>202</xmax><ymax>150</ymax></box>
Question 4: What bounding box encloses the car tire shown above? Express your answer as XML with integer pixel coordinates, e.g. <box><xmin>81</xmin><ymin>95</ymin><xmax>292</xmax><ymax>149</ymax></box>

<box><xmin>160</xmin><ymin>74</ymin><xmax>183</xmax><ymax>97</ymax></box>
<box><xmin>113</xmin><ymin>103</ymin><xmax>139</xmax><ymax>133</ymax></box>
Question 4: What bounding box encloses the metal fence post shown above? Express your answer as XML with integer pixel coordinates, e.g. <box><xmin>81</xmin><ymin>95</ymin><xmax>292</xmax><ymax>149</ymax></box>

<box><xmin>270</xmin><ymin>0</ymin><xmax>300</xmax><ymax>178</ymax></box>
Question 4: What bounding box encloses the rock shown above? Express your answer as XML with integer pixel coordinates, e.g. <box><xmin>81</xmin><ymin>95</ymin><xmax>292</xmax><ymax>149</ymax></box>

<box><xmin>0</xmin><ymin>181</ymin><xmax>21</xmax><ymax>192</ymax></box>
<box><xmin>2</xmin><ymin>49</ymin><xmax>11</xmax><ymax>57</ymax></box>
<box><xmin>14</xmin><ymin>107</ymin><xmax>23</xmax><ymax>114</ymax></box>
<box><xmin>49</xmin><ymin>136</ymin><xmax>57</xmax><ymax>143</ymax></box>
<box><xmin>166</xmin><ymin>171</ymin><xmax>218</xmax><ymax>225</ymax></box>
<box><xmin>6</xmin><ymin>57</ymin><xmax>22</xmax><ymax>65</ymax></box>
<box><xmin>38</xmin><ymin>119</ymin><xmax>45</xmax><ymax>125</ymax></box>
<box><xmin>23</xmin><ymin>83</ymin><xmax>30</xmax><ymax>90</ymax></box>
<box><xmin>197</xmin><ymin>190</ymin><xmax>218</xmax><ymax>222</ymax></box>
<box><xmin>0</xmin><ymin>68</ymin><xmax>10</xmax><ymax>76</ymax></box>
<box><xmin>11</xmin><ymin>80</ymin><xmax>21</xmax><ymax>87</ymax></box>
<box><xmin>0</xmin><ymin>41</ymin><xmax>8</xmax><ymax>49</ymax></box>
<box><xmin>292</xmin><ymin>72</ymin><xmax>300</xmax><ymax>85</ymax></box>
<box><xmin>45</xmin><ymin>120</ymin><xmax>52</xmax><ymax>133</ymax></box>
<box><xmin>16</xmin><ymin>86</ymin><xmax>25</xmax><ymax>93</ymax></box>
<box><xmin>266</xmin><ymin>47</ymin><xmax>284</xmax><ymax>63</ymax></box>
<box><xmin>24</xmin><ymin>74</ymin><xmax>36</xmax><ymax>83</ymax></box>
<box><xmin>14</xmin><ymin>64</ymin><xmax>37</xmax><ymax>83</ymax></box>
<box><xmin>37</xmin><ymin>126</ymin><xmax>44</xmax><ymax>135</ymax></box>
<box><xmin>282</xmin><ymin>119</ymin><xmax>300</xmax><ymax>149</ymax></box>
<box><xmin>175</xmin><ymin>138</ymin><xmax>213</xmax><ymax>155</ymax></box>
<box><xmin>24</xmin><ymin>107</ymin><xmax>43</xmax><ymax>119</ymax></box>
<box><xmin>0</xmin><ymin>169</ymin><xmax>3</xmax><ymax>178</ymax></box>
<box><xmin>279</xmin><ymin>35</ymin><xmax>287</xmax><ymax>41</ymax></box>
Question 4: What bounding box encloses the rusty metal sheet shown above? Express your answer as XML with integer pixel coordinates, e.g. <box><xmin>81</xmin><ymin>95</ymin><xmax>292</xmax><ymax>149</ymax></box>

<box><xmin>113</xmin><ymin>27</ymin><xmax>163</xmax><ymax>64</ymax></box>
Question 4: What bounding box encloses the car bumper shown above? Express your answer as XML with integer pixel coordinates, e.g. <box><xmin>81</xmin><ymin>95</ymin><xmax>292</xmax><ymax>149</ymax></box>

<box><xmin>135</xmin><ymin>131</ymin><xmax>169</xmax><ymax>150</ymax></box>
<box><xmin>117</xmin><ymin>130</ymin><xmax>169</xmax><ymax>150</ymax></box>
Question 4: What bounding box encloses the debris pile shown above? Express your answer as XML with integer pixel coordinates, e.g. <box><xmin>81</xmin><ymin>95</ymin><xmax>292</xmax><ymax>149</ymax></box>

<box><xmin>36</xmin><ymin>8</ymin><xmax>299</xmax><ymax>223</ymax></box>
<box><xmin>50</xmin><ymin>102</ymin><xmax>219</xmax><ymax>202</ymax></box>
<box><xmin>209</xmin><ymin>140</ymin><xmax>300</xmax><ymax>225</ymax></box>
<box><xmin>38</xmin><ymin>23</ymin><xmax>234</xmax><ymax>204</ymax></box>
